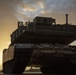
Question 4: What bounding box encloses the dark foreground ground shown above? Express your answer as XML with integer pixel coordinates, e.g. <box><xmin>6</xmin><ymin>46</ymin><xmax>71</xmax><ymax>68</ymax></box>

<box><xmin>0</xmin><ymin>72</ymin><xmax>43</xmax><ymax>75</ymax></box>
<box><xmin>0</xmin><ymin>72</ymin><xmax>76</xmax><ymax>75</ymax></box>
<box><xmin>0</xmin><ymin>70</ymin><xmax>76</xmax><ymax>75</ymax></box>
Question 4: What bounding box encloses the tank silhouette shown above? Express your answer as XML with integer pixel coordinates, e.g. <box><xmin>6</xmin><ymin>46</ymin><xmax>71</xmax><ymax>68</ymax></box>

<box><xmin>3</xmin><ymin>14</ymin><xmax>76</xmax><ymax>74</ymax></box>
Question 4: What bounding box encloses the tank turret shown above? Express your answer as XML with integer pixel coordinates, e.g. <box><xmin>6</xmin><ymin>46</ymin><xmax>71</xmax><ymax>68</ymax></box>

<box><xmin>10</xmin><ymin>16</ymin><xmax>76</xmax><ymax>45</ymax></box>
<box><xmin>33</xmin><ymin>16</ymin><xmax>56</xmax><ymax>25</ymax></box>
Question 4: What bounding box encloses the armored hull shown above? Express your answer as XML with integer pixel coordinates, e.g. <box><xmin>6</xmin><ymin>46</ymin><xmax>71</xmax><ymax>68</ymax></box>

<box><xmin>3</xmin><ymin>44</ymin><xmax>76</xmax><ymax>74</ymax></box>
<box><xmin>3</xmin><ymin>16</ymin><xmax>76</xmax><ymax>74</ymax></box>
<box><xmin>11</xmin><ymin>25</ymin><xmax>76</xmax><ymax>45</ymax></box>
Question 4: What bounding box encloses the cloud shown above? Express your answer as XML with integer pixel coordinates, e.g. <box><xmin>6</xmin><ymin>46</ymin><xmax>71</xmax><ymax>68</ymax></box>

<box><xmin>15</xmin><ymin>0</ymin><xmax>76</xmax><ymax>24</ymax></box>
<box><xmin>42</xmin><ymin>0</ymin><xmax>76</xmax><ymax>24</ymax></box>
<box><xmin>15</xmin><ymin>0</ymin><xmax>45</xmax><ymax>21</ymax></box>
<box><xmin>1</xmin><ymin>0</ymin><xmax>76</xmax><ymax>24</ymax></box>
<box><xmin>44</xmin><ymin>0</ymin><xmax>76</xmax><ymax>13</ymax></box>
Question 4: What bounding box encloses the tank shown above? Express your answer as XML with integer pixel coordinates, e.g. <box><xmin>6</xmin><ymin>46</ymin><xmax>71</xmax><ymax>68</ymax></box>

<box><xmin>3</xmin><ymin>15</ymin><xmax>76</xmax><ymax>74</ymax></box>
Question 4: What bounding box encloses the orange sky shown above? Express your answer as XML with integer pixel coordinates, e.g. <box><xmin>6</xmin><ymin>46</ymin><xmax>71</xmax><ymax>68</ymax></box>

<box><xmin>0</xmin><ymin>0</ymin><xmax>76</xmax><ymax>70</ymax></box>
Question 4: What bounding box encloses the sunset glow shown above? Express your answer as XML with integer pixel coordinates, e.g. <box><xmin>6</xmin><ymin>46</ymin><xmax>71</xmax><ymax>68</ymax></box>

<box><xmin>0</xmin><ymin>53</ymin><xmax>2</xmax><ymax>69</ymax></box>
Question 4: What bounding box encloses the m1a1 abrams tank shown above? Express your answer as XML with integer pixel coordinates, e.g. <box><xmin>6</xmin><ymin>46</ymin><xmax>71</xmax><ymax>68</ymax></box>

<box><xmin>3</xmin><ymin>14</ymin><xmax>76</xmax><ymax>74</ymax></box>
